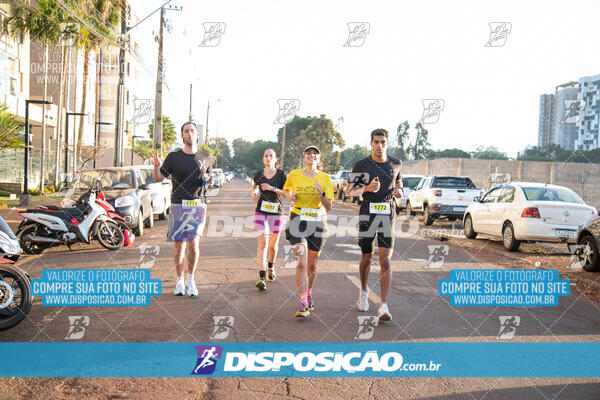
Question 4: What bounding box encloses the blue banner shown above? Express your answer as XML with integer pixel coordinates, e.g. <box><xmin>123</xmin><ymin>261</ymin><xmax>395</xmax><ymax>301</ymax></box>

<box><xmin>2</xmin><ymin>342</ymin><xmax>598</xmax><ymax>377</ymax></box>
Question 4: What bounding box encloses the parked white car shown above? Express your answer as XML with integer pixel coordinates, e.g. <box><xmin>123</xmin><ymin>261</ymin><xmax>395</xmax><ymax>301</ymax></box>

<box><xmin>138</xmin><ymin>165</ymin><xmax>171</xmax><ymax>220</ymax></box>
<box><xmin>212</xmin><ymin>168</ymin><xmax>226</xmax><ymax>187</ymax></box>
<box><xmin>406</xmin><ymin>175</ymin><xmax>482</xmax><ymax>225</ymax></box>
<box><xmin>397</xmin><ymin>174</ymin><xmax>425</xmax><ymax>210</ymax></box>
<box><xmin>463</xmin><ymin>182</ymin><xmax>597</xmax><ymax>252</ymax></box>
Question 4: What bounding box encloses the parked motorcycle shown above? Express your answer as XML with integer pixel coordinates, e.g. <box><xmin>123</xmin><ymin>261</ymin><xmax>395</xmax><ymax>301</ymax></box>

<box><xmin>0</xmin><ymin>216</ymin><xmax>32</xmax><ymax>331</ymax></box>
<box><xmin>94</xmin><ymin>189</ymin><xmax>134</xmax><ymax>247</ymax></box>
<box><xmin>16</xmin><ymin>187</ymin><xmax>124</xmax><ymax>254</ymax></box>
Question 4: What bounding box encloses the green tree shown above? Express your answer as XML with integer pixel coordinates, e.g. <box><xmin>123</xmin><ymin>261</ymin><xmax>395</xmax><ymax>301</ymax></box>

<box><xmin>395</xmin><ymin>121</ymin><xmax>410</xmax><ymax>160</ymax></box>
<box><xmin>472</xmin><ymin>146</ymin><xmax>508</xmax><ymax>160</ymax></box>
<box><xmin>431</xmin><ymin>148</ymin><xmax>471</xmax><ymax>159</ymax></box>
<box><xmin>208</xmin><ymin>137</ymin><xmax>232</xmax><ymax>169</ymax></box>
<box><xmin>148</xmin><ymin>115</ymin><xmax>177</xmax><ymax>151</ymax></box>
<box><xmin>340</xmin><ymin>145</ymin><xmax>369</xmax><ymax>168</ymax></box>
<box><xmin>231</xmin><ymin>138</ymin><xmax>253</xmax><ymax>170</ymax></box>
<box><xmin>411</xmin><ymin>122</ymin><xmax>432</xmax><ymax>160</ymax></box>
<box><xmin>0</xmin><ymin>104</ymin><xmax>24</xmax><ymax>151</ymax></box>
<box><xmin>130</xmin><ymin>138</ymin><xmax>153</xmax><ymax>161</ymax></box>
<box><xmin>277</xmin><ymin>115</ymin><xmax>344</xmax><ymax>170</ymax></box>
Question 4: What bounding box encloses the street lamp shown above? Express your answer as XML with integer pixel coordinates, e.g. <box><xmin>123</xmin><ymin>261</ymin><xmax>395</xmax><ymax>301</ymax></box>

<box><xmin>24</xmin><ymin>99</ymin><xmax>52</xmax><ymax>195</ymax></box>
<box><xmin>94</xmin><ymin>121</ymin><xmax>113</xmax><ymax>168</ymax></box>
<box><xmin>65</xmin><ymin>112</ymin><xmax>87</xmax><ymax>182</ymax></box>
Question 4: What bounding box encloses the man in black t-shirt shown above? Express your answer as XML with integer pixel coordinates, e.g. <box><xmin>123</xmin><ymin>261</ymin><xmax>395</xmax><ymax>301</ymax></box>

<box><xmin>152</xmin><ymin>121</ymin><xmax>212</xmax><ymax>297</ymax></box>
<box><xmin>348</xmin><ymin>128</ymin><xmax>403</xmax><ymax>322</ymax></box>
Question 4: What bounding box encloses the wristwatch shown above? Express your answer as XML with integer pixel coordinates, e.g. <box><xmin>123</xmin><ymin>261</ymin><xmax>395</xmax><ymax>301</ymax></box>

<box><xmin>320</xmin><ymin>191</ymin><xmax>326</xmax><ymax>198</ymax></box>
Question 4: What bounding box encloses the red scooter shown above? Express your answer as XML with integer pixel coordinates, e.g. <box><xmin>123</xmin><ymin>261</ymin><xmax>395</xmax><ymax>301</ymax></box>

<box><xmin>95</xmin><ymin>189</ymin><xmax>135</xmax><ymax>247</ymax></box>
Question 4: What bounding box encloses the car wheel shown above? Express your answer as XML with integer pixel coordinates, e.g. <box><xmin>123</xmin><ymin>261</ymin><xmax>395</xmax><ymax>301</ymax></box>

<box><xmin>423</xmin><ymin>205</ymin><xmax>434</xmax><ymax>226</ymax></box>
<box><xmin>502</xmin><ymin>223</ymin><xmax>520</xmax><ymax>252</ymax></box>
<box><xmin>158</xmin><ymin>199</ymin><xmax>168</xmax><ymax>220</ymax></box>
<box><xmin>406</xmin><ymin>202</ymin><xmax>415</xmax><ymax>217</ymax></box>
<box><xmin>464</xmin><ymin>215</ymin><xmax>477</xmax><ymax>239</ymax></box>
<box><xmin>135</xmin><ymin>210</ymin><xmax>144</xmax><ymax>237</ymax></box>
<box><xmin>144</xmin><ymin>208</ymin><xmax>154</xmax><ymax>229</ymax></box>
<box><xmin>579</xmin><ymin>234</ymin><xmax>599</xmax><ymax>272</ymax></box>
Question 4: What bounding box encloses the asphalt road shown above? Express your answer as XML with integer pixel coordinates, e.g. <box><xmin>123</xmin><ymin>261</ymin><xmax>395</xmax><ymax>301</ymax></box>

<box><xmin>1</xmin><ymin>179</ymin><xmax>599</xmax><ymax>399</ymax></box>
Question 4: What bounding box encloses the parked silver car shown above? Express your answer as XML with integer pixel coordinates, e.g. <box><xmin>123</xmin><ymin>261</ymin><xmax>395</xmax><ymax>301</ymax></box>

<box><xmin>138</xmin><ymin>165</ymin><xmax>172</xmax><ymax>220</ymax></box>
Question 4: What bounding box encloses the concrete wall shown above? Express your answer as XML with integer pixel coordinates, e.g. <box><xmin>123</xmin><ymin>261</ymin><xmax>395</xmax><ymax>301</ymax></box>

<box><xmin>402</xmin><ymin>158</ymin><xmax>600</xmax><ymax>210</ymax></box>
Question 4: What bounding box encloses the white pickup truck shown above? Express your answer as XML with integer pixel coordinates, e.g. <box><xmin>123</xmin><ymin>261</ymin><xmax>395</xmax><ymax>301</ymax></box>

<box><xmin>406</xmin><ymin>175</ymin><xmax>483</xmax><ymax>225</ymax></box>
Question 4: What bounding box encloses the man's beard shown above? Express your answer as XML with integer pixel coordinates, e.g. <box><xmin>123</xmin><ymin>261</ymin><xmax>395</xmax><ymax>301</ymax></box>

<box><xmin>184</xmin><ymin>137</ymin><xmax>194</xmax><ymax>146</ymax></box>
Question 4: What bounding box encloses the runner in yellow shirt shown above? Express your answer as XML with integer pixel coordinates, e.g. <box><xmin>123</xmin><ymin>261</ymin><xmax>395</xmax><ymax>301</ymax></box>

<box><xmin>282</xmin><ymin>145</ymin><xmax>334</xmax><ymax>318</ymax></box>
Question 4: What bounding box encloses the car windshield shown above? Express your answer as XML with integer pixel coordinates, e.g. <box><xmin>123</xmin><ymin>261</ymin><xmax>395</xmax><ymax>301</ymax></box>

<box><xmin>522</xmin><ymin>187</ymin><xmax>583</xmax><ymax>203</ymax></box>
<box><xmin>76</xmin><ymin>169</ymin><xmax>134</xmax><ymax>191</ymax></box>
<box><xmin>0</xmin><ymin>216</ymin><xmax>16</xmax><ymax>240</ymax></box>
<box><xmin>402</xmin><ymin>177</ymin><xmax>422</xmax><ymax>189</ymax></box>
<box><xmin>431</xmin><ymin>177</ymin><xmax>475</xmax><ymax>189</ymax></box>
<box><xmin>139</xmin><ymin>169</ymin><xmax>155</xmax><ymax>184</ymax></box>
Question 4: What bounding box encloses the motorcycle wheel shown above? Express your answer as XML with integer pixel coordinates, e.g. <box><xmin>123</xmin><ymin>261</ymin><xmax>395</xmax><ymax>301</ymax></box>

<box><xmin>96</xmin><ymin>220</ymin><xmax>125</xmax><ymax>250</ymax></box>
<box><xmin>0</xmin><ymin>265</ymin><xmax>33</xmax><ymax>331</ymax></box>
<box><xmin>19</xmin><ymin>225</ymin><xmax>52</xmax><ymax>254</ymax></box>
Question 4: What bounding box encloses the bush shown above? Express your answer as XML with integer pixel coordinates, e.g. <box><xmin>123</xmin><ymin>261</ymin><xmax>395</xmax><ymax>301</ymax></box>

<box><xmin>0</xmin><ymin>200</ymin><xmax>7</xmax><ymax>208</ymax></box>
<box><xmin>43</xmin><ymin>185</ymin><xmax>55</xmax><ymax>195</ymax></box>
<box><xmin>28</xmin><ymin>188</ymin><xmax>42</xmax><ymax>196</ymax></box>
<box><xmin>0</xmin><ymin>189</ymin><xmax>10</xmax><ymax>197</ymax></box>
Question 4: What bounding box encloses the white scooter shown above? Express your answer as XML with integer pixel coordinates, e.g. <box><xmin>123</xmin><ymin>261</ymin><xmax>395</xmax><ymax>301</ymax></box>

<box><xmin>16</xmin><ymin>187</ymin><xmax>124</xmax><ymax>254</ymax></box>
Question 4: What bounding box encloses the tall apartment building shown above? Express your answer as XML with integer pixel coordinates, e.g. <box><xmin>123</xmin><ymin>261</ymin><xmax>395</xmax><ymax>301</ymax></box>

<box><xmin>575</xmin><ymin>73</ymin><xmax>600</xmax><ymax>151</ymax></box>
<box><xmin>537</xmin><ymin>82</ymin><xmax>578</xmax><ymax>150</ymax></box>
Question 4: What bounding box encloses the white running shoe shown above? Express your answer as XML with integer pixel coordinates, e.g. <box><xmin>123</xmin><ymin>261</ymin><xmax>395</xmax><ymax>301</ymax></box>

<box><xmin>186</xmin><ymin>277</ymin><xmax>198</xmax><ymax>297</ymax></box>
<box><xmin>378</xmin><ymin>303</ymin><xmax>392</xmax><ymax>322</ymax></box>
<box><xmin>356</xmin><ymin>287</ymin><xmax>369</xmax><ymax>312</ymax></box>
<box><xmin>174</xmin><ymin>278</ymin><xmax>185</xmax><ymax>296</ymax></box>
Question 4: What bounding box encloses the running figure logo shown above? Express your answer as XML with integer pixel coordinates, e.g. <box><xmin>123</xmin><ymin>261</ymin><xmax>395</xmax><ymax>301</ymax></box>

<box><xmin>130</xmin><ymin>99</ymin><xmax>154</xmax><ymax>125</ymax></box>
<box><xmin>354</xmin><ymin>316</ymin><xmax>379</xmax><ymax>339</ymax></box>
<box><xmin>199</xmin><ymin>22</ymin><xmax>226</xmax><ymax>47</ymax></box>
<box><xmin>344</xmin><ymin>22</ymin><xmax>370</xmax><ymax>47</ymax></box>
<box><xmin>561</xmin><ymin>100</ymin><xmax>586</xmax><ymax>124</ymax></box>
<box><xmin>485</xmin><ymin>22</ymin><xmax>512</xmax><ymax>47</ymax></box>
<box><xmin>191</xmin><ymin>345</ymin><xmax>223</xmax><ymax>375</ymax></box>
<box><xmin>273</xmin><ymin>99</ymin><xmax>300</xmax><ymax>124</ymax></box>
<box><xmin>567</xmin><ymin>245</ymin><xmax>586</xmax><ymax>269</ymax></box>
<box><xmin>168</xmin><ymin>206</ymin><xmax>206</xmax><ymax>242</ymax></box>
<box><xmin>497</xmin><ymin>316</ymin><xmax>520</xmax><ymax>339</ymax></box>
<box><xmin>138</xmin><ymin>244</ymin><xmax>160</xmax><ymax>269</ymax></box>
<box><xmin>210</xmin><ymin>316</ymin><xmax>235</xmax><ymax>340</ymax></box>
<box><xmin>65</xmin><ymin>316</ymin><xmax>90</xmax><ymax>340</ymax></box>
<box><xmin>420</xmin><ymin>99</ymin><xmax>445</xmax><ymax>124</ymax></box>
<box><xmin>281</xmin><ymin>245</ymin><xmax>305</xmax><ymax>269</ymax></box>
<box><xmin>347</xmin><ymin>172</ymin><xmax>369</xmax><ymax>196</ymax></box>
<box><xmin>427</xmin><ymin>245</ymin><xmax>449</xmax><ymax>269</ymax></box>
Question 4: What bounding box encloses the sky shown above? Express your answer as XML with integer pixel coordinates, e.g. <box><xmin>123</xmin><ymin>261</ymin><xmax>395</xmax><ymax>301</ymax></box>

<box><xmin>129</xmin><ymin>0</ymin><xmax>600</xmax><ymax>157</ymax></box>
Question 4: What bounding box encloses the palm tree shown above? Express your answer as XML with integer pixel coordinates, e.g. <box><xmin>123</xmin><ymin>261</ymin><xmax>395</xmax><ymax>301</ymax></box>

<box><xmin>75</xmin><ymin>0</ymin><xmax>120</xmax><ymax>170</ymax></box>
<box><xmin>0</xmin><ymin>103</ymin><xmax>24</xmax><ymax>152</ymax></box>
<box><xmin>3</xmin><ymin>0</ymin><xmax>77</xmax><ymax>190</ymax></box>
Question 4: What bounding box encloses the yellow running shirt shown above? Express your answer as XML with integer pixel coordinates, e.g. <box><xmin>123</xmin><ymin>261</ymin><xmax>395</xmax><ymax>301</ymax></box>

<box><xmin>283</xmin><ymin>169</ymin><xmax>334</xmax><ymax>215</ymax></box>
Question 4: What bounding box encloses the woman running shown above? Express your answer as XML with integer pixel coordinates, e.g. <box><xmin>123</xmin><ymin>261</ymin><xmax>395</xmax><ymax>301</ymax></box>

<box><xmin>282</xmin><ymin>145</ymin><xmax>334</xmax><ymax>317</ymax></box>
<box><xmin>251</xmin><ymin>149</ymin><xmax>288</xmax><ymax>291</ymax></box>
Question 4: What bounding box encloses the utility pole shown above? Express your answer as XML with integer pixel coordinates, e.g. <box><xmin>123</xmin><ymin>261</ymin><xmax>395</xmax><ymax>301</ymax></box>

<box><xmin>280</xmin><ymin>124</ymin><xmax>286</xmax><ymax>169</ymax></box>
<box><xmin>205</xmin><ymin>100</ymin><xmax>210</xmax><ymax>145</ymax></box>
<box><xmin>114</xmin><ymin>0</ymin><xmax>127</xmax><ymax>166</ymax></box>
<box><xmin>188</xmin><ymin>83</ymin><xmax>193</xmax><ymax>121</ymax></box>
<box><xmin>153</xmin><ymin>6</ymin><xmax>165</xmax><ymax>152</ymax></box>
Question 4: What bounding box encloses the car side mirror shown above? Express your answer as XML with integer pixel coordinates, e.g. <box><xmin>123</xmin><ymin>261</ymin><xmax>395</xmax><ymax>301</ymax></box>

<box><xmin>473</xmin><ymin>197</ymin><xmax>480</xmax><ymax>203</ymax></box>
<box><xmin>140</xmin><ymin>184</ymin><xmax>150</xmax><ymax>190</ymax></box>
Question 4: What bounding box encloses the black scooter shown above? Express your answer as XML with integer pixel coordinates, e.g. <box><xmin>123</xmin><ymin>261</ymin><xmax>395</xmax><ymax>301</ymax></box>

<box><xmin>0</xmin><ymin>216</ymin><xmax>32</xmax><ymax>331</ymax></box>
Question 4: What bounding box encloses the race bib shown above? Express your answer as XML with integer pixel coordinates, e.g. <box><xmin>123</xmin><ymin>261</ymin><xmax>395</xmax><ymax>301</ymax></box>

<box><xmin>182</xmin><ymin>199</ymin><xmax>202</xmax><ymax>207</ymax></box>
<box><xmin>260</xmin><ymin>201</ymin><xmax>279</xmax><ymax>213</ymax></box>
<box><xmin>369</xmin><ymin>202</ymin><xmax>391</xmax><ymax>215</ymax></box>
<box><xmin>300</xmin><ymin>208</ymin><xmax>321</xmax><ymax>221</ymax></box>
